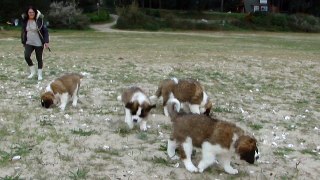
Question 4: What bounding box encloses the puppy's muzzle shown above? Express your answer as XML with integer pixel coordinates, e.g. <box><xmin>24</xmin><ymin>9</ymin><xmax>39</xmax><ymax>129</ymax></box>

<box><xmin>133</xmin><ymin>118</ymin><xmax>138</xmax><ymax>123</ymax></box>
<box><xmin>255</xmin><ymin>150</ymin><xmax>260</xmax><ymax>160</ymax></box>
<box><xmin>41</xmin><ymin>100</ymin><xmax>51</xmax><ymax>108</ymax></box>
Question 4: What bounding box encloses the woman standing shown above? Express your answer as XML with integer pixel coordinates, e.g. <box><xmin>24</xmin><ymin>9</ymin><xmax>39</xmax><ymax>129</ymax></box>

<box><xmin>21</xmin><ymin>6</ymin><xmax>49</xmax><ymax>80</ymax></box>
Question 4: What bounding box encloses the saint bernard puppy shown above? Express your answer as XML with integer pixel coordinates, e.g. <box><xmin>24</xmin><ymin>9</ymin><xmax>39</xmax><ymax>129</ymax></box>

<box><xmin>166</xmin><ymin>99</ymin><xmax>259</xmax><ymax>174</ymax></box>
<box><xmin>40</xmin><ymin>73</ymin><xmax>83</xmax><ymax>111</ymax></box>
<box><xmin>117</xmin><ymin>86</ymin><xmax>156</xmax><ymax>131</ymax></box>
<box><xmin>151</xmin><ymin>78</ymin><xmax>212</xmax><ymax>116</ymax></box>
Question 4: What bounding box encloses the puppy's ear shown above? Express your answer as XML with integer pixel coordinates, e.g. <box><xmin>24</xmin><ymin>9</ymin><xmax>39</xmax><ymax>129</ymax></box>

<box><xmin>236</xmin><ymin>136</ymin><xmax>257</xmax><ymax>164</ymax></box>
<box><xmin>125</xmin><ymin>102</ymin><xmax>134</xmax><ymax>109</ymax></box>
<box><xmin>41</xmin><ymin>99</ymin><xmax>45</xmax><ymax>107</ymax></box>
<box><xmin>204</xmin><ymin>108</ymin><xmax>211</xmax><ymax>116</ymax></box>
<box><xmin>204</xmin><ymin>100</ymin><xmax>213</xmax><ymax>116</ymax></box>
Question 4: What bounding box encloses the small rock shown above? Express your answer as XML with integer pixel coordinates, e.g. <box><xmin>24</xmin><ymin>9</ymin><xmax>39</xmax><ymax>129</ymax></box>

<box><xmin>258</xmin><ymin>160</ymin><xmax>270</xmax><ymax>164</ymax></box>
<box><xmin>103</xmin><ymin>145</ymin><xmax>110</xmax><ymax>150</ymax></box>
<box><xmin>158</xmin><ymin>132</ymin><xmax>163</xmax><ymax>138</ymax></box>
<box><xmin>262</xmin><ymin>139</ymin><xmax>268</xmax><ymax>145</ymax></box>
<box><xmin>12</xmin><ymin>156</ymin><xmax>21</xmax><ymax>161</ymax></box>
<box><xmin>282</xmin><ymin>134</ymin><xmax>287</xmax><ymax>140</ymax></box>
<box><xmin>64</xmin><ymin>114</ymin><xmax>70</xmax><ymax>119</ymax></box>
<box><xmin>174</xmin><ymin>163</ymin><xmax>179</xmax><ymax>168</ymax></box>
<box><xmin>288</xmin><ymin>144</ymin><xmax>294</xmax><ymax>148</ymax></box>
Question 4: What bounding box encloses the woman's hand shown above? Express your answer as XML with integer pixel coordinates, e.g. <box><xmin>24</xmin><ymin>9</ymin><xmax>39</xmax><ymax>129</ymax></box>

<box><xmin>44</xmin><ymin>43</ymin><xmax>49</xmax><ymax>49</ymax></box>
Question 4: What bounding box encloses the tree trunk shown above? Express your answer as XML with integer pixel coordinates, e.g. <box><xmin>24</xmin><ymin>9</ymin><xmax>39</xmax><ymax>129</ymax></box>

<box><xmin>220</xmin><ymin>0</ymin><xmax>224</xmax><ymax>12</ymax></box>
<box><xmin>159</xmin><ymin>0</ymin><xmax>161</xmax><ymax>9</ymax></box>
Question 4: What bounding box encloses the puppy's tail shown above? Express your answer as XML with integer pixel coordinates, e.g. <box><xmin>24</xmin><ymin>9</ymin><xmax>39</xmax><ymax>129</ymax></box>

<box><xmin>154</xmin><ymin>85</ymin><xmax>162</xmax><ymax>98</ymax></box>
<box><xmin>149</xmin><ymin>85</ymin><xmax>162</xmax><ymax>104</ymax></box>
<box><xmin>167</xmin><ymin>98</ymin><xmax>181</xmax><ymax>121</ymax></box>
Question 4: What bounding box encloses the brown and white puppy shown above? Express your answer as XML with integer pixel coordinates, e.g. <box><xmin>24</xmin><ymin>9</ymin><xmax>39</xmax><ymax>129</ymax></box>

<box><xmin>151</xmin><ymin>78</ymin><xmax>212</xmax><ymax>116</ymax></box>
<box><xmin>166</xmin><ymin>99</ymin><xmax>259</xmax><ymax>174</ymax></box>
<box><xmin>41</xmin><ymin>73</ymin><xmax>83</xmax><ymax>111</ymax></box>
<box><xmin>117</xmin><ymin>86</ymin><xmax>156</xmax><ymax>131</ymax></box>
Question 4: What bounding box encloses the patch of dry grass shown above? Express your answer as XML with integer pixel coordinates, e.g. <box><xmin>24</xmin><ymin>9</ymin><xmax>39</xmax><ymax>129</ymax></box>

<box><xmin>0</xmin><ymin>30</ymin><xmax>319</xmax><ymax>179</ymax></box>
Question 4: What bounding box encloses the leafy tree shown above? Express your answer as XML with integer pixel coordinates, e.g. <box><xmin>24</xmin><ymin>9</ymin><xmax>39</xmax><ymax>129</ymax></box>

<box><xmin>47</xmin><ymin>1</ymin><xmax>89</xmax><ymax>29</ymax></box>
<box><xmin>0</xmin><ymin>0</ymin><xmax>50</xmax><ymax>23</ymax></box>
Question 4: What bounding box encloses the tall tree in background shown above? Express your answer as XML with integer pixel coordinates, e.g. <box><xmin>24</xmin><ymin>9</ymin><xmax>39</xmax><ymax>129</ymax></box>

<box><xmin>0</xmin><ymin>0</ymin><xmax>50</xmax><ymax>23</ymax></box>
<box><xmin>1</xmin><ymin>0</ymin><xmax>320</xmax><ymax>23</ymax></box>
<box><xmin>220</xmin><ymin>0</ymin><xmax>224</xmax><ymax>12</ymax></box>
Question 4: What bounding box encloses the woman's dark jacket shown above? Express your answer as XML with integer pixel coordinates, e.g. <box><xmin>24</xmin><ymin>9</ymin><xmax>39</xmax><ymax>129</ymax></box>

<box><xmin>21</xmin><ymin>10</ymin><xmax>49</xmax><ymax>45</ymax></box>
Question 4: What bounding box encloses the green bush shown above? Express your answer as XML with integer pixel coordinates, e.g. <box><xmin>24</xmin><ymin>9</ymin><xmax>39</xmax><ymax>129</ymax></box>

<box><xmin>271</xmin><ymin>13</ymin><xmax>288</xmax><ymax>27</ymax></box>
<box><xmin>48</xmin><ymin>2</ymin><xmax>89</xmax><ymax>29</ymax></box>
<box><xmin>86</xmin><ymin>10</ymin><xmax>110</xmax><ymax>23</ymax></box>
<box><xmin>115</xmin><ymin>2</ymin><xmax>160</xmax><ymax>30</ymax></box>
<box><xmin>251</xmin><ymin>12</ymin><xmax>271</xmax><ymax>26</ymax></box>
<box><xmin>233</xmin><ymin>12</ymin><xmax>320</xmax><ymax>32</ymax></box>
<box><xmin>144</xmin><ymin>9</ymin><xmax>161</xmax><ymax>18</ymax></box>
<box><xmin>288</xmin><ymin>14</ymin><xmax>320</xmax><ymax>32</ymax></box>
<box><xmin>116</xmin><ymin>7</ymin><xmax>320</xmax><ymax>33</ymax></box>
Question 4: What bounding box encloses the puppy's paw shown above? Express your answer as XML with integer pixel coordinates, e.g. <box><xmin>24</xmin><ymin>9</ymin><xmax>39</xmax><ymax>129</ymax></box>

<box><xmin>164</xmin><ymin>107</ymin><xmax>169</xmax><ymax>117</ymax></box>
<box><xmin>185</xmin><ymin>164</ymin><xmax>198</xmax><ymax>173</ymax></box>
<box><xmin>59</xmin><ymin>106</ymin><xmax>65</xmax><ymax>111</ymax></box>
<box><xmin>128</xmin><ymin>125</ymin><xmax>134</xmax><ymax>129</ymax></box>
<box><xmin>140</xmin><ymin>126</ymin><xmax>147</xmax><ymax>131</ymax></box>
<box><xmin>225</xmin><ymin>167</ymin><xmax>238</xmax><ymax>175</ymax></box>
<box><xmin>140</xmin><ymin>122</ymin><xmax>147</xmax><ymax>131</ymax></box>
<box><xmin>197</xmin><ymin>163</ymin><xmax>205</xmax><ymax>173</ymax></box>
<box><xmin>126</xmin><ymin>122</ymin><xmax>134</xmax><ymax>129</ymax></box>
<box><xmin>72</xmin><ymin>102</ymin><xmax>77</xmax><ymax>107</ymax></box>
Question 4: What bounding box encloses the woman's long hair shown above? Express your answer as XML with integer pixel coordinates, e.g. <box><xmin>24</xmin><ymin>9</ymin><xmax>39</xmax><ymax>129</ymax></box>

<box><xmin>25</xmin><ymin>6</ymin><xmax>38</xmax><ymax>20</ymax></box>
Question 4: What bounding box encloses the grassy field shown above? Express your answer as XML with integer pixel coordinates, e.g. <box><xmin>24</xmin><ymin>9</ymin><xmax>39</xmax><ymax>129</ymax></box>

<box><xmin>0</xmin><ymin>29</ymin><xmax>319</xmax><ymax>179</ymax></box>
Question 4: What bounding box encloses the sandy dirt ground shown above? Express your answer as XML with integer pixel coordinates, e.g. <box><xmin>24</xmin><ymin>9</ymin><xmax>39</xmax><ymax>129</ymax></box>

<box><xmin>0</xmin><ymin>21</ymin><xmax>319</xmax><ymax>179</ymax></box>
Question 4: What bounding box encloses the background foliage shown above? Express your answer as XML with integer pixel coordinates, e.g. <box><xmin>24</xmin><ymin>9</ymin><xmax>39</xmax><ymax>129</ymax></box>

<box><xmin>47</xmin><ymin>2</ymin><xmax>90</xmax><ymax>29</ymax></box>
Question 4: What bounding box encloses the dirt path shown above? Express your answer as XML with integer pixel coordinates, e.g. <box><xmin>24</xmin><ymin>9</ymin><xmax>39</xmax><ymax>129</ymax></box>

<box><xmin>90</xmin><ymin>14</ymin><xmax>119</xmax><ymax>32</ymax></box>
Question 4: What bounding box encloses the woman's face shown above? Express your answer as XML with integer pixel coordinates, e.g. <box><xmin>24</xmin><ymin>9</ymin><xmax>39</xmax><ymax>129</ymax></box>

<box><xmin>28</xmin><ymin>9</ymin><xmax>35</xmax><ymax>19</ymax></box>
